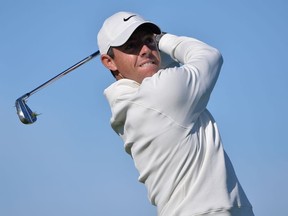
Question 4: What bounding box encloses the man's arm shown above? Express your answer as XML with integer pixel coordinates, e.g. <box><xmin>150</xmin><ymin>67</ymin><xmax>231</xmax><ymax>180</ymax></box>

<box><xmin>153</xmin><ymin>34</ymin><xmax>223</xmax><ymax>125</ymax></box>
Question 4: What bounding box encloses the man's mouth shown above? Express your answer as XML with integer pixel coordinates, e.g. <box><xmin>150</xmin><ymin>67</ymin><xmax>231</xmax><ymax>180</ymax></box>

<box><xmin>140</xmin><ymin>61</ymin><xmax>155</xmax><ymax>67</ymax></box>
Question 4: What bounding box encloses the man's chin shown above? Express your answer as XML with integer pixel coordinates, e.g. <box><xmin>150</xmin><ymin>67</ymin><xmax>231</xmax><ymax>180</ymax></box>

<box><xmin>139</xmin><ymin>65</ymin><xmax>159</xmax><ymax>74</ymax></box>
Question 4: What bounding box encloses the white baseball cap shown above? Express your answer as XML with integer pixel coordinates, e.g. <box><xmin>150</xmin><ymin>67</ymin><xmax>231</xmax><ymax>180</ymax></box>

<box><xmin>97</xmin><ymin>11</ymin><xmax>161</xmax><ymax>54</ymax></box>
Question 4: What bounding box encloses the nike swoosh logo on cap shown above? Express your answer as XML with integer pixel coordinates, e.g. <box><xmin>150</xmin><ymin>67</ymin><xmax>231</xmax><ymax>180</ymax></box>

<box><xmin>123</xmin><ymin>15</ymin><xmax>136</xmax><ymax>22</ymax></box>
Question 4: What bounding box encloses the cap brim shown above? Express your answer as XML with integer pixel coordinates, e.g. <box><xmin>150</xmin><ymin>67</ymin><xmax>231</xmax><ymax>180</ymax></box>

<box><xmin>110</xmin><ymin>21</ymin><xmax>161</xmax><ymax>47</ymax></box>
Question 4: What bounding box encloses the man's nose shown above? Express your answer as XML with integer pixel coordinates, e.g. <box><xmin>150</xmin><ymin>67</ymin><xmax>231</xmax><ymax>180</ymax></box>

<box><xmin>139</xmin><ymin>44</ymin><xmax>152</xmax><ymax>57</ymax></box>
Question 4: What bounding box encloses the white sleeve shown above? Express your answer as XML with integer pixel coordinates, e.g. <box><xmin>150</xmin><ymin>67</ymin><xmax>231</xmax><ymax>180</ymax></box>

<box><xmin>142</xmin><ymin>34</ymin><xmax>223</xmax><ymax>126</ymax></box>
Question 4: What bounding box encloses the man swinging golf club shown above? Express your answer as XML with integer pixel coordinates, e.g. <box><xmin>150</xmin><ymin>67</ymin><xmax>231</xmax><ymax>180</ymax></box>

<box><xmin>97</xmin><ymin>11</ymin><xmax>254</xmax><ymax>216</ymax></box>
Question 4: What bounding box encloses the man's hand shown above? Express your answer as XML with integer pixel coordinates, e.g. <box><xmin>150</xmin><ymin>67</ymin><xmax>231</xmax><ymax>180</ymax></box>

<box><xmin>155</xmin><ymin>32</ymin><xmax>166</xmax><ymax>48</ymax></box>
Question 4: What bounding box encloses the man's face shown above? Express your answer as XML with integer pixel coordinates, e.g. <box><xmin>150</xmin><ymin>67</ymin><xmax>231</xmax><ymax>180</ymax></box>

<box><xmin>111</xmin><ymin>27</ymin><xmax>161</xmax><ymax>83</ymax></box>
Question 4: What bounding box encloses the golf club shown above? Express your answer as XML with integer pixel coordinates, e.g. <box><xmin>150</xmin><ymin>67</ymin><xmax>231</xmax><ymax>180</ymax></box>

<box><xmin>15</xmin><ymin>50</ymin><xmax>100</xmax><ymax>124</ymax></box>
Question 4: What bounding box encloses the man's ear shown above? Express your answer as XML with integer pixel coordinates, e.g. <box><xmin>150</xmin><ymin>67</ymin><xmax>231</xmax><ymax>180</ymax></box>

<box><xmin>101</xmin><ymin>54</ymin><xmax>117</xmax><ymax>71</ymax></box>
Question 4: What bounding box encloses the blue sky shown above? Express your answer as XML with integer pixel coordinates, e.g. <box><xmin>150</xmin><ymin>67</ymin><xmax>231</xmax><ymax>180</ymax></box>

<box><xmin>1</xmin><ymin>0</ymin><xmax>287</xmax><ymax>215</ymax></box>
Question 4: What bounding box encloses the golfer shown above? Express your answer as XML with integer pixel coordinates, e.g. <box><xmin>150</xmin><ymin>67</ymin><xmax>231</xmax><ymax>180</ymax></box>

<box><xmin>97</xmin><ymin>11</ymin><xmax>254</xmax><ymax>216</ymax></box>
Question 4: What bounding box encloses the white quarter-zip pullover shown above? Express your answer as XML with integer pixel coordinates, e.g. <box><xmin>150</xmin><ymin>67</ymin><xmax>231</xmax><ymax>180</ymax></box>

<box><xmin>104</xmin><ymin>34</ymin><xmax>254</xmax><ymax>216</ymax></box>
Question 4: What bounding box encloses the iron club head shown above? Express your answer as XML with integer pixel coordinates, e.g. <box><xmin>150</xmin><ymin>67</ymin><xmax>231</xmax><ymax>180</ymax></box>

<box><xmin>15</xmin><ymin>95</ymin><xmax>37</xmax><ymax>124</ymax></box>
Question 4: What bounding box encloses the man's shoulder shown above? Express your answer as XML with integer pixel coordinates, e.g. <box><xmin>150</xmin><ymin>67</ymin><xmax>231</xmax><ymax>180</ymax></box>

<box><xmin>104</xmin><ymin>79</ymin><xmax>140</xmax><ymax>104</ymax></box>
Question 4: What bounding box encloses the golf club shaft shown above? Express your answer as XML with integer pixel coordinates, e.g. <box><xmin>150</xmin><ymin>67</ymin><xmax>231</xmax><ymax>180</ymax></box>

<box><xmin>25</xmin><ymin>50</ymin><xmax>100</xmax><ymax>98</ymax></box>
